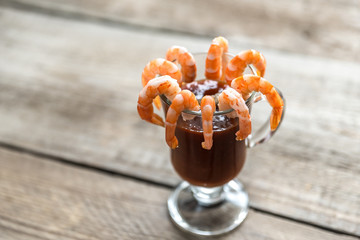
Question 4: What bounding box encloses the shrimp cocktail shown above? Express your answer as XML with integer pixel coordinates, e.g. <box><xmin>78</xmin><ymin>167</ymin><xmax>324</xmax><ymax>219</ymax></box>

<box><xmin>137</xmin><ymin>37</ymin><xmax>285</xmax><ymax>236</ymax></box>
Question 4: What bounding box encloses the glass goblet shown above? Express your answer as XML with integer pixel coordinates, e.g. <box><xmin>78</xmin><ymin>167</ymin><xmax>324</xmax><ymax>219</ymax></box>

<box><xmin>161</xmin><ymin>52</ymin><xmax>285</xmax><ymax>236</ymax></box>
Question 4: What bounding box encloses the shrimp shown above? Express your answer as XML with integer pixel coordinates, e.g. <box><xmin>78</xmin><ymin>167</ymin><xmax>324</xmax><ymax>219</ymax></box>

<box><xmin>205</xmin><ymin>36</ymin><xmax>229</xmax><ymax>81</ymax></box>
<box><xmin>231</xmin><ymin>74</ymin><xmax>283</xmax><ymax>131</ymax></box>
<box><xmin>201</xmin><ymin>96</ymin><xmax>216</xmax><ymax>150</ymax></box>
<box><xmin>141</xmin><ymin>58</ymin><xmax>182</xmax><ymax>109</ymax></box>
<box><xmin>166</xmin><ymin>46</ymin><xmax>197</xmax><ymax>83</ymax></box>
<box><xmin>137</xmin><ymin>76</ymin><xmax>181</xmax><ymax>127</ymax></box>
<box><xmin>218</xmin><ymin>88</ymin><xmax>251</xmax><ymax>141</ymax></box>
<box><xmin>225</xmin><ymin>49</ymin><xmax>266</xmax><ymax>85</ymax></box>
<box><xmin>165</xmin><ymin>90</ymin><xmax>200</xmax><ymax>149</ymax></box>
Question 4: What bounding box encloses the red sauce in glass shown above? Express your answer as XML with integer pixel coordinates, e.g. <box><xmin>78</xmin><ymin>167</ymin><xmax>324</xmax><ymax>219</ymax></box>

<box><xmin>163</xmin><ymin>79</ymin><xmax>248</xmax><ymax>187</ymax></box>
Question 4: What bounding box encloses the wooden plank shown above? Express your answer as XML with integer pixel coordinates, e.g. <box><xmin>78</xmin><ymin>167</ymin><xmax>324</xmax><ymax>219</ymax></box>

<box><xmin>1</xmin><ymin>7</ymin><xmax>360</xmax><ymax>235</ymax></box>
<box><xmin>1</xmin><ymin>0</ymin><xmax>360</xmax><ymax>62</ymax></box>
<box><xmin>0</xmin><ymin>225</ymin><xmax>49</xmax><ymax>240</ymax></box>
<box><xmin>0</xmin><ymin>148</ymin><xmax>358</xmax><ymax>240</ymax></box>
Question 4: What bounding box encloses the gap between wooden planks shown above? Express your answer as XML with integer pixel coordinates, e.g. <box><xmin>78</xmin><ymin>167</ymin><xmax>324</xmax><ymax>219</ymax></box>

<box><xmin>0</xmin><ymin>148</ymin><xmax>358</xmax><ymax>240</ymax></box>
<box><xmin>0</xmin><ymin>6</ymin><xmax>360</xmax><ymax>236</ymax></box>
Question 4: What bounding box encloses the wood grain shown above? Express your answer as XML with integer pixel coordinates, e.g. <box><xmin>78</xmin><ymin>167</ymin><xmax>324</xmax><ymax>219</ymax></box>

<box><xmin>0</xmin><ymin>148</ymin><xmax>358</xmax><ymax>240</ymax></box>
<box><xmin>2</xmin><ymin>0</ymin><xmax>360</xmax><ymax>62</ymax></box>
<box><xmin>0</xmin><ymin>7</ymin><xmax>360</xmax><ymax>236</ymax></box>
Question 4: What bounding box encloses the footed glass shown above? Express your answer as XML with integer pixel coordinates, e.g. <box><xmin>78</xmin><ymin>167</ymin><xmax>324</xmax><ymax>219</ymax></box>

<box><xmin>162</xmin><ymin>53</ymin><xmax>285</xmax><ymax>236</ymax></box>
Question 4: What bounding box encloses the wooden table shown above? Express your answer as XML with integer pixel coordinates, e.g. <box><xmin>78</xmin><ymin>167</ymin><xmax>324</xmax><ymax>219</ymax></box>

<box><xmin>0</xmin><ymin>1</ymin><xmax>359</xmax><ymax>239</ymax></box>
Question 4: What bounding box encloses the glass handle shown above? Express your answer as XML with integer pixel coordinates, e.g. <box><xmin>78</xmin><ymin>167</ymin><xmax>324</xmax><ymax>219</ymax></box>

<box><xmin>246</xmin><ymin>88</ymin><xmax>286</xmax><ymax>148</ymax></box>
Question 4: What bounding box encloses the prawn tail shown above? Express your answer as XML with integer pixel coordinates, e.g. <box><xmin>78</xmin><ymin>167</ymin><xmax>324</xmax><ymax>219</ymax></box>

<box><xmin>151</xmin><ymin>113</ymin><xmax>165</xmax><ymax>127</ymax></box>
<box><xmin>165</xmin><ymin>121</ymin><xmax>179</xmax><ymax>148</ymax></box>
<box><xmin>153</xmin><ymin>96</ymin><xmax>162</xmax><ymax>110</ymax></box>
<box><xmin>235</xmin><ymin>132</ymin><xmax>246</xmax><ymax>141</ymax></box>
<box><xmin>270</xmin><ymin>107</ymin><xmax>283</xmax><ymax>131</ymax></box>
<box><xmin>169</xmin><ymin>138</ymin><xmax>178</xmax><ymax>149</ymax></box>
<box><xmin>201</xmin><ymin>140</ymin><xmax>212</xmax><ymax>150</ymax></box>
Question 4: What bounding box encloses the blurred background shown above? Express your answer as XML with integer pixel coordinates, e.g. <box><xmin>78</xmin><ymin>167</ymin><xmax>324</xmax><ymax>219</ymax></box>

<box><xmin>3</xmin><ymin>0</ymin><xmax>359</xmax><ymax>60</ymax></box>
<box><xmin>0</xmin><ymin>0</ymin><xmax>359</xmax><ymax>239</ymax></box>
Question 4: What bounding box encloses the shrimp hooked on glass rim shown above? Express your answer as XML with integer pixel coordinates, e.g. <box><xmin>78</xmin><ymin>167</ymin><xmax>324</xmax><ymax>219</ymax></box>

<box><xmin>225</xmin><ymin>49</ymin><xmax>266</xmax><ymax>85</ymax></box>
<box><xmin>142</xmin><ymin>58</ymin><xmax>182</xmax><ymax>109</ymax></box>
<box><xmin>137</xmin><ymin>76</ymin><xmax>181</xmax><ymax>127</ymax></box>
<box><xmin>201</xmin><ymin>96</ymin><xmax>216</xmax><ymax>150</ymax></box>
<box><xmin>218</xmin><ymin>88</ymin><xmax>252</xmax><ymax>141</ymax></box>
<box><xmin>231</xmin><ymin>74</ymin><xmax>283</xmax><ymax>131</ymax></box>
<box><xmin>136</xmin><ymin>36</ymin><xmax>284</xmax><ymax>150</ymax></box>
<box><xmin>166</xmin><ymin>46</ymin><xmax>197</xmax><ymax>83</ymax></box>
<box><xmin>205</xmin><ymin>36</ymin><xmax>229</xmax><ymax>81</ymax></box>
<box><xmin>165</xmin><ymin>90</ymin><xmax>200</xmax><ymax>149</ymax></box>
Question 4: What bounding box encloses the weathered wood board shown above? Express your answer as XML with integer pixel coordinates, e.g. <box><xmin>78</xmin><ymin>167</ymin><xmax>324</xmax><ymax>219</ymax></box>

<box><xmin>0</xmin><ymin>148</ymin><xmax>358</xmax><ymax>240</ymax></box>
<box><xmin>2</xmin><ymin>0</ymin><xmax>360</xmax><ymax>62</ymax></box>
<box><xmin>0</xmin><ymin>6</ymin><xmax>360</xmax><ymax>236</ymax></box>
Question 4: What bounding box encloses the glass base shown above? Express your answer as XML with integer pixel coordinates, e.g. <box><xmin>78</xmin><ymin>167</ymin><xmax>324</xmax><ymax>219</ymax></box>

<box><xmin>167</xmin><ymin>180</ymin><xmax>249</xmax><ymax>236</ymax></box>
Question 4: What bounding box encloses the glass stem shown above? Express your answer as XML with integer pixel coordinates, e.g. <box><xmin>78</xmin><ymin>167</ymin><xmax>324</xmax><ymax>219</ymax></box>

<box><xmin>190</xmin><ymin>185</ymin><xmax>225</xmax><ymax>207</ymax></box>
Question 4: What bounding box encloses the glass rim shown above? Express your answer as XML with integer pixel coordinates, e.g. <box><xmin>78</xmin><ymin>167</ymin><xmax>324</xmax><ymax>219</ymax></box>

<box><xmin>160</xmin><ymin>52</ymin><xmax>256</xmax><ymax>116</ymax></box>
<box><xmin>160</xmin><ymin>93</ymin><xmax>255</xmax><ymax>116</ymax></box>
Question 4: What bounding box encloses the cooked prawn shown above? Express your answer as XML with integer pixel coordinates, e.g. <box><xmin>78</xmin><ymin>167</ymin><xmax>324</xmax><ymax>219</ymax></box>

<box><xmin>166</xmin><ymin>46</ymin><xmax>197</xmax><ymax>83</ymax></box>
<box><xmin>201</xmin><ymin>96</ymin><xmax>216</xmax><ymax>150</ymax></box>
<box><xmin>142</xmin><ymin>58</ymin><xmax>182</xmax><ymax>109</ymax></box>
<box><xmin>165</xmin><ymin>90</ymin><xmax>200</xmax><ymax>148</ymax></box>
<box><xmin>218</xmin><ymin>88</ymin><xmax>251</xmax><ymax>141</ymax></box>
<box><xmin>225</xmin><ymin>49</ymin><xmax>266</xmax><ymax>85</ymax></box>
<box><xmin>137</xmin><ymin>76</ymin><xmax>181</xmax><ymax>127</ymax></box>
<box><xmin>205</xmin><ymin>36</ymin><xmax>229</xmax><ymax>81</ymax></box>
<box><xmin>231</xmin><ymin>74</ymin><xmax>283</xmax><ymax>131</ymax></box>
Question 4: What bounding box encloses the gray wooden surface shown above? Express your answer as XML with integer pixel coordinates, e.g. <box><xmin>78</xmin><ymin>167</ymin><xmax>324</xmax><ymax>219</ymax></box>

<box><xmin>2</xmin><ymin>0</ymin><xmax>360</xmax><ymax>62</ymax></box>
<box><xmin>0</xmin><ymin>0</ymin><xmax>360</xmax><ymax>239</ymax></box>
<box><xmin>1</xmin><ymin>148</ymin><xmax>358</xmax><ymax>240</ymax></box>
